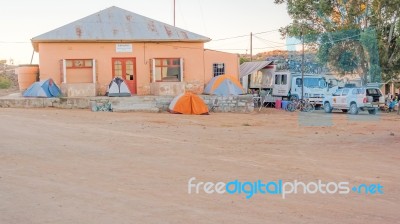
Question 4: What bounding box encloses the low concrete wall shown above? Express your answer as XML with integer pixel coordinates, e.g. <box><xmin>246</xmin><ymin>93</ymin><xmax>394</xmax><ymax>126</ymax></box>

<box><xmin>0</xmin><ymin>94</ymin><xmax>255</xmax><ymax>113</ymax></box>
<box><xmin>0</xmin><ymin>97</ymin><xmax>59</xmax><ymax>108</ymax></box>
<box><xmin>150</xmin><ymin>82</ymin><xmax>185</xmax><ymax>96</ymax></box>
<box><xmin>61</xmin><ymin>83</ymin><xmax>96</xmax><ymax>97</ymax></box>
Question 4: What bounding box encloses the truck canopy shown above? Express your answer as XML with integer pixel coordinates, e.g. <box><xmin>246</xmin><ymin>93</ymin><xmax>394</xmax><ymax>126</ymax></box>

<box><xmin>239</xmin><ymin>61</ymin><xmax>273</xmax><ymax>79</ymax></box>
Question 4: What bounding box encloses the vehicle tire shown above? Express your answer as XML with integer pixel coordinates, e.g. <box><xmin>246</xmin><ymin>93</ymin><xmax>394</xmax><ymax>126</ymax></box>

<box><xmin>342</xmin><ymin>109</ymin><xmax>348</xmax><ymax>113</ymax></box>
<box><xmin>324</xmin><ymin>102</ymin><xmax>332</xmax><ymax>113</ymax></box>
<box><xmin>368</xmin><ymin>108</ymin><xmax>377</xmax><ymax>115</ymax></box>
<box><xmin>350</xmin><ymin>103</ymin><xmax>359</xmax><ymax>115</ymax></box>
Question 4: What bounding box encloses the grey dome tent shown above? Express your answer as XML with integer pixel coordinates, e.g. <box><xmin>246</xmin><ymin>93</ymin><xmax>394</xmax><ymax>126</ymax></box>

<box><xmin>106</xmin><ymin>77</ymin><xmax>131</xmax><ymax>97</ymax></box>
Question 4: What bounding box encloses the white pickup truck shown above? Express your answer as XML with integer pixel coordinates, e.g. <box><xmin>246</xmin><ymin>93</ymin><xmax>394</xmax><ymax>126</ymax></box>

<box><xmin>323</xmin><ymin>87</ymin><xmax>385</xmax><ymax>115</ymax></box>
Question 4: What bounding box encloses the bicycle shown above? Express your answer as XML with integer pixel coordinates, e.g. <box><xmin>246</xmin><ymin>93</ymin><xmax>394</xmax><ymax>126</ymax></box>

<box><xmin>286</xmin><ymin>98</ymin><xmax>314</xmax><ymax>112</ymax></box>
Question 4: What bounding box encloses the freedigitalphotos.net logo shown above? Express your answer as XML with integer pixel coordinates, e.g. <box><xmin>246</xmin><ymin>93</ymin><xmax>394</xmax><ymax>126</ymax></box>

<box><xmin>188</xmin><ymin>177</ymin><xmax>384</xmax><ymax>199</ymax></box>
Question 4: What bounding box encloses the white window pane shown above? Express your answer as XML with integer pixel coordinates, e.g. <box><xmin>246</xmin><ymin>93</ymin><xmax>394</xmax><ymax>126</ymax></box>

<box><xmin>66</xmin><ymin>60</ymin><xmax>73</xmax><ymax>67</ymax></box>
<box><xmin>84</xmin><ymin>60</ymin><xmax>93</xmax><ymax>67</ymax></box>
<box><xmin>155</xmin><ymin>67</ymin><xmax>162</xmax><ymax>81</ymax></box>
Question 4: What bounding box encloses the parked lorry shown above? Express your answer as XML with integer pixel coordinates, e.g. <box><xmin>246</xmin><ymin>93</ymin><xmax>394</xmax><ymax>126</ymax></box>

<box><xmin>248</xmin><ymin>70</ymin><xmax>339</xmax><ymax>105</ymax></box>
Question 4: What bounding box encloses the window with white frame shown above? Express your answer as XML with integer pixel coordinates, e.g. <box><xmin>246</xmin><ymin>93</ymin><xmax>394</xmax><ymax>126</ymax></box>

<box><xmin>275</xmin><ymin>74</ymin><xmax>287</xmax><ymax>85</ymax></box>
<box><xmin>60</xmin><ymin>59</ymin><xmax>96</xmax><ymax>84</ymax></box>
<box><xmin>213</xmin><ymin>63</ymin><xmax>225</xmax><ymax>77</ymax></box>
<box><xmin>151</xmin><ymin>58</ymin><xmax>183</xmax><ymax>82</ymax></box>
<box><xmin>65</xmin><ymin>59</ymin><xmax>93</xmax><ymax>69</ymax></box>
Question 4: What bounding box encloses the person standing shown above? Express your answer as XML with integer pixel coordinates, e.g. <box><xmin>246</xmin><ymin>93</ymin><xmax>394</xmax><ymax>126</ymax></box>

<box><xmin>397</xmin><ymin>96</ymin><xmax>400</xmax><ymax>114</ymax></box>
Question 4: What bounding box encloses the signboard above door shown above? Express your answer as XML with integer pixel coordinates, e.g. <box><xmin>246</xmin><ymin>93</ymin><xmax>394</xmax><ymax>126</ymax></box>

<box><xmin>116</xmin><ymin>44</ymin><xmax>133</xmax><ymax>53</ymax></box>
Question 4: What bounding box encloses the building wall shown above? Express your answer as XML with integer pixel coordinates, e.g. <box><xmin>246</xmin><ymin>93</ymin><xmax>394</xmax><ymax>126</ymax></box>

<box><xmin>204</xmin><ymin>49</ymin><xmax>240</xmax><ymax>80</ymax></box>
<box><xmin>37</xmin><ymin>42</ymin><xmax>239</xmax><ymax>96</ymax></box>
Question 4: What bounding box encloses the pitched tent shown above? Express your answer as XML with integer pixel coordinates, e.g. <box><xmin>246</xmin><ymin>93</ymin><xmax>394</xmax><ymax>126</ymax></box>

<box><xmin>106</xmin><ymin>77</ymin><xmax>131</xmax><ymax>97</ymax></box>
<box><xmin>23</xmin><ymin>79</ymin><xmax>61</xmax><ymax>98</ymax></box>
<box><xmin>204</xmin><ymin>75</ymin><xmax>245</xmax><ymax>96</ymax></box>
<box><xmin>168</xmin><ymin>92</ymin><xmax>209</xmax><ymax>115</ymax></box>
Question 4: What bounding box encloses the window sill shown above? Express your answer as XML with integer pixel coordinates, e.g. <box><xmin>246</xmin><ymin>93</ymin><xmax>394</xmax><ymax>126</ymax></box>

<box><xmin>66</xmin><ymin>67</ymin><xmax>93</xmax><ymax>69</ymax></box>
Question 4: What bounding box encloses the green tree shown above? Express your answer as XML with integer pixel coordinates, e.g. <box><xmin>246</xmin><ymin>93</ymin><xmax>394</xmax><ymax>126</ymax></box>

<box><xmin>274</xmin><ymin>0</ymin><xmax>399</xmax><ymax>84</ymax></box>
<box><xmin>240</xmin><ymin>56</ymin><xmax>250</xmax><ymax>64</ymax></box>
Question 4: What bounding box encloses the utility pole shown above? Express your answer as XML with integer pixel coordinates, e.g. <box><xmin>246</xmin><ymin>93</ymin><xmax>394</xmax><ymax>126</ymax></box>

<box><xmin>173</xmin><ymin>0</ymin><xmax>176</xmax><ymax>26</ymax></box>
<box><xmin>364</xmin><ymin>0</ymin><xmax>369</xmax><ymax>29</ymax></box>
<box><xmin>301</xmin><ymin>27</ymin><xmax>304</xmax><ymax>100</ymax></box>
<box><xmin>250</xmin><ymin>32</ymin><xmax>253</xmax><ymax>61</ymax></box>
<box><xmin>30</xmin><ymin>50</ymin><xmax>35</xmax><ymax>64</ymax></box>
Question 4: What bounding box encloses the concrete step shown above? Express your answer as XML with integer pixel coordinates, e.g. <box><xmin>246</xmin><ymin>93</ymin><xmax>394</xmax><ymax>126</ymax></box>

<box><xmin>109</xmin><ymin>98</ymin><xmax>153</xmax><ymax>104</ymax></box>
<box><xmin>112</xmin><ymin>103</ymin><xmax>160</xmax><ymax>113</ymax></box>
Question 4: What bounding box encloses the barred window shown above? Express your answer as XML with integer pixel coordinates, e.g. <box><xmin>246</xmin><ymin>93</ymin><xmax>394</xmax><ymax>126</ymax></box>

<box><xmin>213</xmin><ymin>63</ymin><xmax>225</xmax><ymax>77</ymax></box>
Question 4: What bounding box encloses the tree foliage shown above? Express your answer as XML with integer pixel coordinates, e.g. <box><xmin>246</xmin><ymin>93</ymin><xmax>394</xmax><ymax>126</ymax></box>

<box><xmin>240</xmin><ymin>56</ymin><xmax>250</xmax><ymax>64</ymax></box>
<box><xmin>275</xmin><ymin>0</ymin><xmax>400</xmax><ymax>83</ymax></box>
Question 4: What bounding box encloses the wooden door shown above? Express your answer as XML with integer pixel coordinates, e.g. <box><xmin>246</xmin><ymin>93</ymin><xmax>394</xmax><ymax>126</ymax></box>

<box><xmin>112</xmin><ymin>58</ymin><xmax>136</xmax><ymax>94</ymax></box>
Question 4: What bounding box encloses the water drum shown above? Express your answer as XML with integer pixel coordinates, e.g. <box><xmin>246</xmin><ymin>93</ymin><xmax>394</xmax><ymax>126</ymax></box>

<box><xmin>275</xmin><ymin>99</ymin><xmax>282</xmax><ymax>109</ymax></box>
<box><xmin>16</xmin><ymin>64</ymin><xmax>39</xmax><ymax>91</ymax></box>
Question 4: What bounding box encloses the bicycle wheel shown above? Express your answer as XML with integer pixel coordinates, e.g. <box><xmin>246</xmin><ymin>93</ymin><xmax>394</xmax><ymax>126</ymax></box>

<box><xmin>296</xmin><ymin>103</ymin><xmax>303</xmax><ymax>112</ymax></box>
<box><xmin>303</xmin><ymin>102</ymin><xmax>315</xmax><ymax>112</ymax></box>
<box><xmin>286</xmin><ymin>102</ymin><xmax>296</xmax><ymax>112</ymax></box>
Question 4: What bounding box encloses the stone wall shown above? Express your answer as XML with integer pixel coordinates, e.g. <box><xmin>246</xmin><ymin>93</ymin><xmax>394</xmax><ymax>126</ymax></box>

<box><xmin>0</xmin><ymin>67</ymin><xmax>18</xmax><ymax>87</ymax></box>
<box><xmin>201</xmin><ymin>95</ymin><xmax>254</xmax><ymax>113</ymax></box>
<box><xmin>152</xmin><ymin>95</ymin><xmax>254</xmax><ymax>113</ymax></box>
<box><xmin>0</xmin><ymin>94</ymin><xmax>255</xmax><ymax>113</ymax></box>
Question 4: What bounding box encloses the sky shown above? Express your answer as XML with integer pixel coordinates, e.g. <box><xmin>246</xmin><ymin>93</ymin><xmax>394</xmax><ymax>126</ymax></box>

<box><xmin>0</xmin><ymin>0</ymin><xmax>291</xmax><ymax>65</ymax></box>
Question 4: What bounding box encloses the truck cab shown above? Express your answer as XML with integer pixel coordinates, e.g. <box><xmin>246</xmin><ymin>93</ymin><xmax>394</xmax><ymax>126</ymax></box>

<box><xmin>272</xmin><ymin>72</ymin><xmax>290</xmax><ymax>97</ymax></box>
<box><xmin>272</xmin><ymin>72</ymin><xmax>338</xmax><ymax>105</ymax></box>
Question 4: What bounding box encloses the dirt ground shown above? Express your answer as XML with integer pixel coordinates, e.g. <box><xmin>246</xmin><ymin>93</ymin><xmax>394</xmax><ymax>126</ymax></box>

<box><xmin>0</xmin><ymin>108</ymin><xmax>399</xmax><ymax>224</ymax></box>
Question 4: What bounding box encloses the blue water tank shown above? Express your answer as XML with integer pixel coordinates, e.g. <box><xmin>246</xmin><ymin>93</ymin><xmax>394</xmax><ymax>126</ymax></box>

<box><xmin>281</xmin><ymin>100</ymin><xmax>289</xmax><ymax>110</ymax></box>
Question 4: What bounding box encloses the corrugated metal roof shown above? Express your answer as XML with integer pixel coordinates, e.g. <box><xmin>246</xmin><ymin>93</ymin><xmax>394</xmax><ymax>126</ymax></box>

<box><xmin>31</xmin><ymin>6</ymin><xmax>211</xmax><ymax>50</ymax></box>
<box><xmin>239</xmin><ymin>61</ymin><xmax>273</xmax><ymax>78</ymax></box>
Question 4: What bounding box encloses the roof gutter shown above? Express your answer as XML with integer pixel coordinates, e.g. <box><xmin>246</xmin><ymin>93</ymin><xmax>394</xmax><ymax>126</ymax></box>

<box><xmin>31</xmin><ymin>38</ymin><xmax>211</xmax><ymax>52</ymax></box>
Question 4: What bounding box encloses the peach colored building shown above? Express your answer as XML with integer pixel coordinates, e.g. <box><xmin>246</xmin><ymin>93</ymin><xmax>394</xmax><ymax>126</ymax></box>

<box><xmin>31</xmin><ymin>6</ymin><xmax>239</xmax><ymax>97</ymax></box>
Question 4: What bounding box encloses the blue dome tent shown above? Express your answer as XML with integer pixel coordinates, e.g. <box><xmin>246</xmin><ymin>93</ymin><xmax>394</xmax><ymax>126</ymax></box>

<box><xmin>23</xmin><ymin>79</ymin><xmax>61</xmax><ymax>98</ymax></box>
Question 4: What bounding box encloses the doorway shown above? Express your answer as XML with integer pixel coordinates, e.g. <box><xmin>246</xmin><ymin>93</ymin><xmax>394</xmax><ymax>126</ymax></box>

<box><xmin>112</xmin><ymin>58</ymin><xmax>137</xmax><ymax>94</ymax></box>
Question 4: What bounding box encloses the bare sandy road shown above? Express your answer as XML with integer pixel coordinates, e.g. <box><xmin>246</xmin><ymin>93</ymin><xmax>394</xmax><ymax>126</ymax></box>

<box><xmin>0</xmin><ymin>108</ymin><xmax>399</xmax><ymax>224</ymax></box>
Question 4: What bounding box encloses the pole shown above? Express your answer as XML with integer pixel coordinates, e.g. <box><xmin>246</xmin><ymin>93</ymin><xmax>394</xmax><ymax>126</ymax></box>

<box><xmin>364</xmin><ymin>0</ymin><xmax>369</xmax><ymax>28</ymax></box>
<box><xmin>301</xmin><ymin>28</ymin><xmax>304</xmax><ymax>100</ymax></box>
<box><xmin>250</xmin><ymin>32</ymin><xmax>253</xmax><ymax>62</ymax></box>
<box><xmin>30</xmin><ymin>50</ymin><xmax>35</xmax><ymax>64</ymax></box>
<box><xmin>173</xmin><ymin>0</ymin><xmax>176</xmax><ymax>27</ymax></box>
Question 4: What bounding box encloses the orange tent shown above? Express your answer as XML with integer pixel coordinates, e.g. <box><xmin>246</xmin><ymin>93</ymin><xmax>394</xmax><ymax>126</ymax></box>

<box><xmin>168</xmin><ymin>92</ymin><xmax>209</xmax><ymax>115</ymax></box>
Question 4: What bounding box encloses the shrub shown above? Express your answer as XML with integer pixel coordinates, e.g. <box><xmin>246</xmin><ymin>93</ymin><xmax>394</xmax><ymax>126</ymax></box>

<box><xmin>0</xmin><ymin>76</ymin><xmax>11</xmax><ymax>89</ymax></box>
